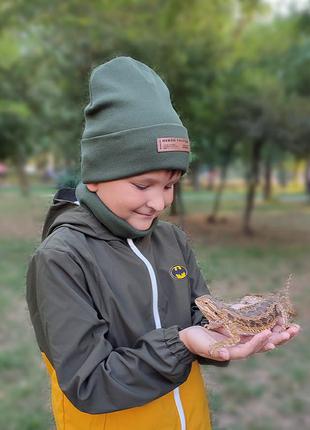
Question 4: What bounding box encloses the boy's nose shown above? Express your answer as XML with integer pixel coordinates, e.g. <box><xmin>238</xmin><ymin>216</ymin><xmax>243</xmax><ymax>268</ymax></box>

<box><xmin>147</xmin><ymin>193</ymin><xmax>166</xmax><ymax>212</ymax></box>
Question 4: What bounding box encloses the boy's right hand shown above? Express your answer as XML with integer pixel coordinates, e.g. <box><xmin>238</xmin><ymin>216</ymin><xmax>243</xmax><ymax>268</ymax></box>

<box><xmin>179</xmin><ymin>326</ymin><xmax>274</xmax><ymax>361</ymax></box>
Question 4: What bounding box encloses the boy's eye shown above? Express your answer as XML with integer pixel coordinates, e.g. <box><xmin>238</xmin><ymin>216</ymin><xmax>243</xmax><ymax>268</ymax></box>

<box><xmin>132</xmin><ymin>183</ymin><xmax>175</xmax><ymax>190</ymax></box>
<box><xmin>133</xmin><ymin>184</ymin><xmax>148</xmax><ymax>190</ymax></box>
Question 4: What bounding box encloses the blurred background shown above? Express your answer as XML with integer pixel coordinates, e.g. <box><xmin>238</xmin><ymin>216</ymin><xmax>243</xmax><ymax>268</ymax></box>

<box><xmin>0</xmin><ymin>0</ymin><xmax>309</xmax><ymax>429</ymax></box>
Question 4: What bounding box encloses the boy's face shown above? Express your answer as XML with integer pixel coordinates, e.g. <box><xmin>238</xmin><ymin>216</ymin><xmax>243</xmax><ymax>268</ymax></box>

<box><xmin>86</xmin><ymin>170</ymin><xmax>181</xmax><ymax>230</ymax></box>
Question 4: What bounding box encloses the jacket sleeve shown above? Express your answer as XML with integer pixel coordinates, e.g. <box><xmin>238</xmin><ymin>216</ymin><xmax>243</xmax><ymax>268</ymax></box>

<box><xmin>172</xmin><ymin>225</ymin><xmax>230</xmax><ymax>367</ymax></box>
<box><xmin>26</xmin><ymin>247</ymin><xmax>194</xmax><ymax>414</ymax></box>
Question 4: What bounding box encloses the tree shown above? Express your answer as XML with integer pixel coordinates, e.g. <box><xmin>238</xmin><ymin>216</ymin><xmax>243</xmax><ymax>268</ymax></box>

<box><xmin>0</xmin><ymin>109</ymin><xmax>32</xmax><ymax>194</ymax></box>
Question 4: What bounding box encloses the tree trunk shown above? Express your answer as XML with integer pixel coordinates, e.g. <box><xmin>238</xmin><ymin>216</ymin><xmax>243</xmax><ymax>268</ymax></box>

<box><xmin>207</xmin><ymin>163</ymin><xmax>228</xmax><ymax>223</ymax></box>
<box><xmin>14</xmin><ymin>157</ymin><xmax>30</xmax><ymax>196</ymax></box>
<box><xmin>206</xmin><ymin>168</ymin><xmax>216</xmax><ymax>191</ymax></box>
<box><xmin>170</xmin><ymin>181</ymin><xmax>185</xmax><ymax>226</ymax></box>
<box><xmin>207</xmin><ymin>141</ymin><xmax>235</xmax><ymax>223</ymax></box>
<box><xmin>243</xmin><ymin>140</ymin><xmax>264</xmax><ymax>235</ymax></box>
<box><xmin>277</xmin><ymin>160</ymin><xmax>287</xmax><ymax>188</ymax></box>
<box><xmin>190</xmin><ymin>160</ymin><xmax>201</xmax><ymax>192</ymax></box>
<box><xmin>263</xmin><ymin>154</ymin><xmax>272</xmax><ymax>201</ymax></box>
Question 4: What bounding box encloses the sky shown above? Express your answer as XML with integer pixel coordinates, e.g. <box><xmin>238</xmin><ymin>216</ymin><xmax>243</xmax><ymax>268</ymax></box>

<box><xmin>264</xmin><ymin>0</ymin><xmax>310</xmax><ymax>16</ymax></box>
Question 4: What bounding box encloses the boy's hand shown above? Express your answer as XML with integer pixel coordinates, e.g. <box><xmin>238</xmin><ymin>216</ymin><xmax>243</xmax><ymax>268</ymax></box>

<box><xmin>179</xmin><ymin>324</ymin><xmax>300</xmax><ymax>362</ymax></box>
<box><xmin>260</xmin><ymin>321</ymin><xmax>300</xmax><ymax>352</ymax></box>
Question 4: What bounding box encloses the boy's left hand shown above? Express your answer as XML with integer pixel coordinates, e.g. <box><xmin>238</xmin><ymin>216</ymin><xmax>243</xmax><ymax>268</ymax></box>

<box><xmin>259</xmin><ymin>322</ymin><xmax>300</xmax><ymax>352</ymax></box>
<box><xmin>214</xmin><ymin>322</ymin><xmax>300</xmax><ymax>360</ymax></box>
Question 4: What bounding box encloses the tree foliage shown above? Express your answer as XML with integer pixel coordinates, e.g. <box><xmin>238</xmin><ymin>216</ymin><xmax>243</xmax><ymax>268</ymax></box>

<box><xmin>1</xmin><ymin>0</ymin><xmax>310</xmax><ymax>218</ymax></box>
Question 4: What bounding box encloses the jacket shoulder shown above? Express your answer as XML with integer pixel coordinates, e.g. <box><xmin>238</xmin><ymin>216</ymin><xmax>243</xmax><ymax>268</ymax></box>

<box><xmin>156</xmin><ymin>220</ymin><xmax>188</xmax><ymax>246</ymax></box>
<box><xmin>39</xmin><ymin>226</ymin><xmax>86</xmax><ymax>255</ymax></box>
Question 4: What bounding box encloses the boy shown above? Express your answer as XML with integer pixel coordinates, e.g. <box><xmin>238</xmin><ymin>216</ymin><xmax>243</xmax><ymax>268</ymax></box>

<box><xmin>26</xmin><ymin>57</ymin><xmax>299</xmax><ymax>430</ymax></box>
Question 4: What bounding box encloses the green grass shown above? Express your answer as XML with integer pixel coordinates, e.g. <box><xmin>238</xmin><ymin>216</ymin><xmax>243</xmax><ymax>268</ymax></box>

<box><xmin>0</xmin><ymin>240</ymin><xmax>52</xmax><ymax>429</ymax></box>
<box><xmin>195</xmin><ymin>242</ymin><xmax>308</xmax><ymax>292</ymax></box>
<box><xmin>182</xmin><ymin>187</ymin><xmax>308</xmax><ymax>214</ymax></box>
<box><xmin>194</xmin><ymin>227</ymin><xmax>310</xmax><ymax>429</ymax></box>
<box><xmin>0</xmin><ymin>186</ymin><xmax>309</xmax><ymax>429</ymax></box>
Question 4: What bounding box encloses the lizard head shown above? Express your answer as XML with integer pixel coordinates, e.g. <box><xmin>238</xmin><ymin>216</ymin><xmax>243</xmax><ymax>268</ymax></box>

<box><xmin>195</xmin><ymin>294</ymin><xmax>226</xmax><ymax>322</ymax></box>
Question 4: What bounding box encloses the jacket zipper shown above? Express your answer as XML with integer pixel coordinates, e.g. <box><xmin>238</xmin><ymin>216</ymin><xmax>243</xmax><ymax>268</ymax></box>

<box><xmin>127</xmin><ymin>238</ymin><xmax>186</xmax><ymax>430</ymax></box>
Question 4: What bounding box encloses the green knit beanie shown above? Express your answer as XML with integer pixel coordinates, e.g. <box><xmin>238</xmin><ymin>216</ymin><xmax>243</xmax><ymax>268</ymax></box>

<box><xmin>81</xmin><ymin>56</ymin><xmax>190</xmax><ymax>182</ymax></box>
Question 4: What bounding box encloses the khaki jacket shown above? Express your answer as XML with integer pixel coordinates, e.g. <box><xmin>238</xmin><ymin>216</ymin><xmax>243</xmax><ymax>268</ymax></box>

<box><xmin>26</xmin><ymin>189</ymin><xmax>225</xmax><ymax>429</ymax></box>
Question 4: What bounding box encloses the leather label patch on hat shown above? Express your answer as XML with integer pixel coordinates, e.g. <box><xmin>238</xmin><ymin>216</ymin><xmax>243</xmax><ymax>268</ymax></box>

<box><xmin>157</xmin><ymin>137</ymin><xmax>190</xmax><ymax>153</ymax></box>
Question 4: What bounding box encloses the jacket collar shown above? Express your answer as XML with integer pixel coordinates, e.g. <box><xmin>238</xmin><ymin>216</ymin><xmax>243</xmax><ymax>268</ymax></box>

<box><xmin>42</xmin><ymin>188</ymin><xmax>129</xmax><ymax>242</ymax></box>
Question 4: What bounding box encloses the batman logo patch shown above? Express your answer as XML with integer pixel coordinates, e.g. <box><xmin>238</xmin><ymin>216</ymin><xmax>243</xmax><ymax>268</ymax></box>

<box><xmin>169</xmin><ymin>265</ymin><xmax>188</xmax><ymax>280</ymax></box>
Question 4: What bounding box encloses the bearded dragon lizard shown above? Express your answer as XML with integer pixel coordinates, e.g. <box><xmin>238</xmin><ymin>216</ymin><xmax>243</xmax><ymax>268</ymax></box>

<box><xmin>195</xmin><ymin>274</ymin><xmax>296</xmax><ymax>354</ymax></box>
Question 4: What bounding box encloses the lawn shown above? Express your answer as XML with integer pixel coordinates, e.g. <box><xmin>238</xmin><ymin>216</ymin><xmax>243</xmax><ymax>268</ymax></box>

<box><xmin>0</xmin><ymin>185</ymin><xmax>309</xmax><ymax>429</ymax></box>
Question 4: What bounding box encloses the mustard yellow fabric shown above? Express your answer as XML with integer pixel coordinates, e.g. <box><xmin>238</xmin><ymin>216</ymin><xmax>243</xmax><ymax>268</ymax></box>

<box><xmin>42</xmin><ymin>353</ymin><xmax>212</xmax><ymax>430</ymax></box>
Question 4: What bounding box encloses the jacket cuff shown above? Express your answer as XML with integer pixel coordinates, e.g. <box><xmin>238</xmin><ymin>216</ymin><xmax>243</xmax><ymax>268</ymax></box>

<box><xmin>163</xmin><ymin>325</ymin><xmax>194</xmax><ymax>365</ymax></box>
<box><xmin>197</xmin><ymin>356</ymin><xmax>230</xmax><ymax>366</ymax></box>
<box><xmin>200</xmin><ymin>317</ymin><xmax>209</xmax><ymax>327</ymax></box>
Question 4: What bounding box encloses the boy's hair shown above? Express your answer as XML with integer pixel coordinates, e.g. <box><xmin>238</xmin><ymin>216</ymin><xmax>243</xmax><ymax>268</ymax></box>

<box><xmin>167</xmin><ymin>169</ymin><xmax>182</xmax><ymax>180</ymax></box>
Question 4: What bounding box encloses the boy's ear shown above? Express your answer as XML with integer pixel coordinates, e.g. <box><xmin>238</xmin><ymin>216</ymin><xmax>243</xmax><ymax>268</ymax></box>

<box><xmin>86</xmin><ymin>183</ymin><xmax>98</xmax><ymax>192</ymax></box>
